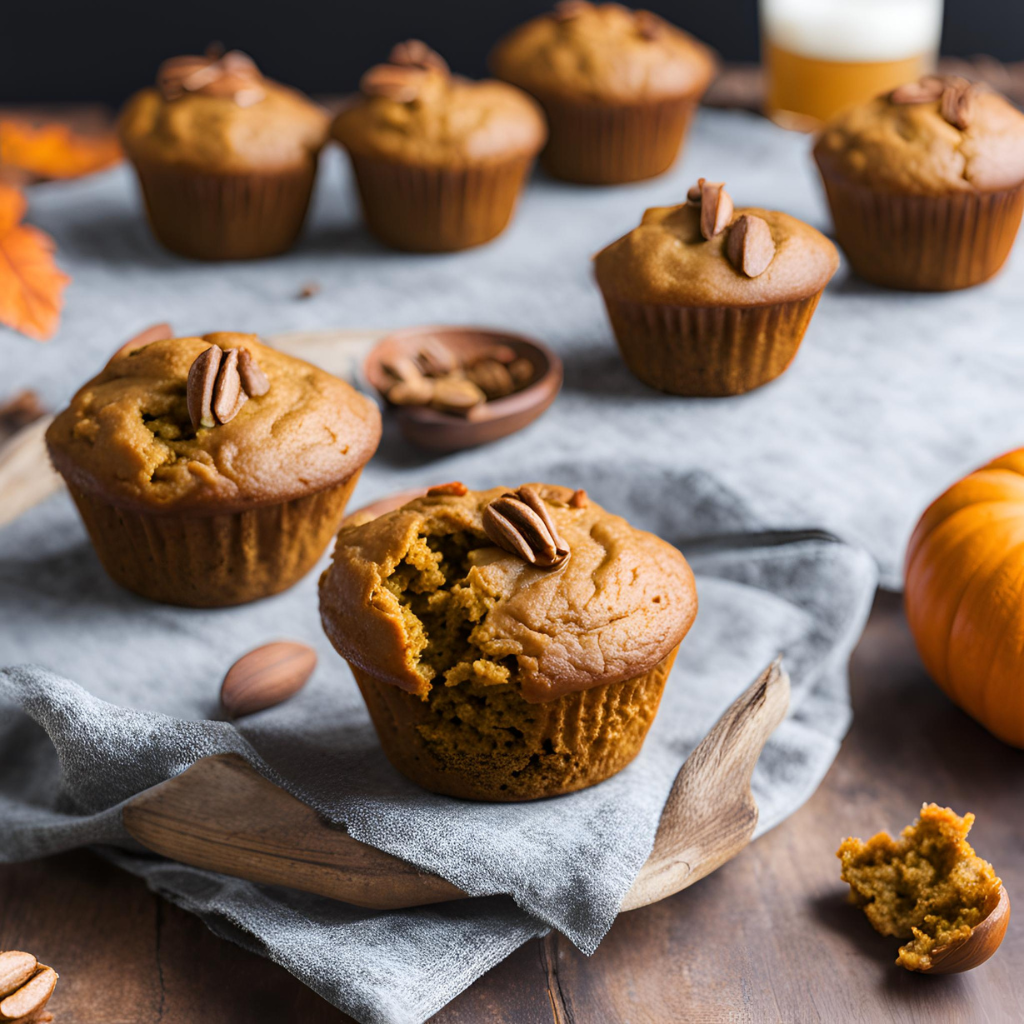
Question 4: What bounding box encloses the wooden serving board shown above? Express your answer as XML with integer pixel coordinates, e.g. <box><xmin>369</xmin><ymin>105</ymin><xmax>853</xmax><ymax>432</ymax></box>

<box><xmin>121</xmin><ymin>661</ymin><xmax>789</xmax><ymax>912</ymax></box>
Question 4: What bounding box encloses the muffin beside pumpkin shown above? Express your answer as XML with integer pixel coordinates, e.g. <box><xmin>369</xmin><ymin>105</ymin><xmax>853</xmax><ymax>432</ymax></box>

<box><xmin>814</xmin><ymin>75</ymin><xmax>1024</xmax><ymax>290</ymax></box>
<box><xmin>332</xmin><ymin>41</ymin><xmax>546</xmax><ymax>252</ymax></box>
<box><xmin>594</xmin><ymin>178</ymin><xmax>838</xmax><ymax>396</ymax></box>
<box><xmin>118</xmin><ymin>49</ymin><xmax>329</xmax><ymax>260</ymax></box>
<box><xmin>46</xmin><ymin>333</ymin><xmax>381</xmax><ymax>607</ymax></box>
<box><xmin>319</xmin><ymin>482</ymin><xmax>697</xmax><ymax>800</ymax></box>
<box><xmin>490</xmin><ymin>1</ymin><xmax>716</xmax><ymax>184</ymax></box>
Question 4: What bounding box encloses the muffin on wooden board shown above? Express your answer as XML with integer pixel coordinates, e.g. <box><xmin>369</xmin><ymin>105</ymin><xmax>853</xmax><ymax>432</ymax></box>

<box><xmin>119</xmin><ymin>50</ymin><xmax>329</xmax><ymax>260</ymax></box>
<box><xmin>319</xmin><ymin>483</ymin><xmax>697</xmax><ymax>801</ymax></box>
<box><xmin>489</xmin><ymin>1</ymin><xmax>716</xmax><ymax>184</ymax></box>
<box><xmin>814</xmin><ymin>75</ymin><xmax>1024</xmax><ymax>290</ymax></box>
<box><xmin>46</xmin><ymin>333</ymin><xmax>381</xmax><ymax>607</ymax></box>
<box><xmin>332</xmin><ymin>41</ymin><xmax>546</xmax><ymax>252</ymax></box>
<box><xmin>594</xmin><ymin>178</ymin><xmax>839</xmax><ymax>396</ymax></box>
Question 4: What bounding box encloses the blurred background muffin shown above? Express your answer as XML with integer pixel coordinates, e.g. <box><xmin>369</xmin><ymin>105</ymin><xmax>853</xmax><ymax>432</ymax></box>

<box><xmin>594</xmin><ymin>178</ymin><xmax>838</xmax><ymax>396</ymax></box>
<box><xmin>332</xmin><ymin>41</ymin><xmax>546</xmax><ymax>251</ymax></box>
<box><xmin>118</xmin><ymin>49</ymin><xmax>329</xmax><ymax>260</ymax></box>
<box><xmin>489</xmin><ymin>1</ymin><xmax>716</xmax><ymax>184</ymax></box>
<box><xmin>46</xmin><ymin>332</ymin><xmax>381</xmax><ymax>606</ymax></box>
<box><xmin>814</xmin><ymin>75</ymin><xmax>1024</xmax><ymax>290</ymax></box>
<box><xmin>320</xmin><ymin>482</ymin><xmax>697</xmax><ymax>800</ymax></box>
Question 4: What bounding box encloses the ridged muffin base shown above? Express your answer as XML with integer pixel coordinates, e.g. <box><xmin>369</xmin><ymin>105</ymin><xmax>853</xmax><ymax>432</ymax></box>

<box><xmin>599</xmin><ymin>292</ymin><xmax>824</xmax><ymax>397</ymax></box>
<box><xmin>129</xmin><ymin>158</ymin><xmax>319</xmax><ymax>261</ymax></box>
<box><xmin>346</xmin><ymin>152</ymin><xmax>535</xmax><ymax>252</ymax></box>
<box><xmin>350</xmin><ymin>648</ymin><xmax>677</xmax><ymax>801</ymax></box>
<box><xmin>66</xmin><ymin>473</ymin><xmax>360</xmax><ymax>607</ymax></box>
<box><xmin>816</xmin><ymin>166</ymin><xmax>1024</xmax><ymax>291</ymax></box>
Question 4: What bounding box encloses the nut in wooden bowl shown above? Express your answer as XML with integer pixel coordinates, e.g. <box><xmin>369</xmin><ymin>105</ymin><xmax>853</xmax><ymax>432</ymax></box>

<box><xmin>220</xmin><ymin>641</ymin><xmax>317</xmax><ymax>718</ymax></box>
<box><xmin>363</xmin><ymin>325</ymin><xmax>562</xmax><ymax>452</ymax></box>
<box><xmin>838</xmin><ymin>803</ymin><xmax>1009</xmax><ymax>974</ymax></box>
<box><xmin>0</xmin><ymin>950</ymin><xmax>57</xmax><ymax>1022</ymax></box>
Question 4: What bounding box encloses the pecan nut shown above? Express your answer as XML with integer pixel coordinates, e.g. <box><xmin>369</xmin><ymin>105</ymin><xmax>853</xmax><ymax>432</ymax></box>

<box><xmin>890</xmin><ymin>76</ymin><xmax>945</xmax><ymax>105</ymax></box>
<box><xmin>361</xmin><ymin>64</ymin><xmax>426</xmax><ymax>102</ymax></box>
<box><xmin>482</xmin><ymin>486</ymin><xmax>570</xmax><ymax>569</ymax></box>
<box><xmin>186</xmin><ymin>345</ymin><xmax>270</xmax><ymax>430</ymax></box>
<box><xmin>389</xmin><ymin>40</ymin><xmax>449</xmax><ymax>74</ymax></box>
<box><xmin>726</xmin><ymin>214</ymin><xmax>776</xmax><ymax>278</ymax></box>
<box><xmin>0</xmin><ymin>953</ymin><xmax>58</xmax><ymax>1023</ymax></box>
<box><xmin>687</xmin><ymin>178</ymin><xmax>734</xmax><ymax>239</ymax></box>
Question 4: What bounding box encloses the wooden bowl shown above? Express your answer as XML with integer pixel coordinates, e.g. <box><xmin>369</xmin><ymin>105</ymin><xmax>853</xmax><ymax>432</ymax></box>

<box><xmin>363</xmin><ymin>325</ymin><xmax>562</xmax><ymax>452</ymax></box>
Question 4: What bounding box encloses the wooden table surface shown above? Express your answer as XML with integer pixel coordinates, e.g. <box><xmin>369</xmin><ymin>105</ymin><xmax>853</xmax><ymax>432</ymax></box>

<box><xmin>2</xmin><ymin>590</ymin><xmax>1022</xmax><ymax>1023</ymax></box>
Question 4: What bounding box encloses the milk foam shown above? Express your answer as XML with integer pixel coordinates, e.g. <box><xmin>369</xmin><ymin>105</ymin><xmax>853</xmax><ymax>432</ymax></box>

<box><xmin>762</xmin><ymin>0</ymin><xmax>943</xmax><ymax>62</ymax></box>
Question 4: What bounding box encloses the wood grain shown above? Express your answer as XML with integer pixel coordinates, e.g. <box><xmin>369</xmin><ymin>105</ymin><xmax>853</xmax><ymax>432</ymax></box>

<box><xmin>3</xmin><ymin>595</ymin><xmax>1024</xmax><ymax>1021</ymax></box>
<box><xmin>122</xmin><ymin>661</ymin><xmax>789</xmax><ymax>913</ymax></box>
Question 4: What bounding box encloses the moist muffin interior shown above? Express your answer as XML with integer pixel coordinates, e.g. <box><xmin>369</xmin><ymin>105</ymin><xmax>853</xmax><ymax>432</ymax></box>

<box><xmin>838</xmin><ymin>804</ymin><xmax>1001</xmax><ymax>970</ymax></box>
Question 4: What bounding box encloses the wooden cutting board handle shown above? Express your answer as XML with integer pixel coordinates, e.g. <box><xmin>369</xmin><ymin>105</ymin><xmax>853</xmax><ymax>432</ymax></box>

<box><xmin>123</xmin><ymin>660</ymin><xmax>789</xmax><ymax>912</ymax></box>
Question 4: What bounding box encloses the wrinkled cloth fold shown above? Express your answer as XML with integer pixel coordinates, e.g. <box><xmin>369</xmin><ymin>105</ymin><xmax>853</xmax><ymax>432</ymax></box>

<box><xmin>1</xmin><ymin>461</ymin><xmax>875</xmax><ymax>1024</ymax></box>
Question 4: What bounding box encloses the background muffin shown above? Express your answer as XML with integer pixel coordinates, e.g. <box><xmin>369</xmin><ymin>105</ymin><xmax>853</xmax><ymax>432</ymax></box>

<box><xmin>320</xmin><ymin>482</ymin><xmax>697</xmax><ymax>801</ymax></box>
<box><xmin>46</xmin><ymin>333</ymin><xmax>381</xmax><ymax>607</ymax></box>
<box><xmin>119</xmin><ymin>49</ymin><xmax>329</xmax><ymax>260</ymax></box>
<box><xmin>332</xmin><ymin>41</ymin><xmax>546</xmax><ymax>252</ymax></box>
<box><xmin>594</xmin><ymin>178</ymin><xmax>839</xmax><ymax>396</ymax></box>
<box><xmin>814</xmin><ymin>75</ymin><xmax>1024</xmax><ymax>290</ymax></box>
<box><xmin>489</xmin><ymin>1</ymin><xmax>716</xmax><ymax>184</ymax></box>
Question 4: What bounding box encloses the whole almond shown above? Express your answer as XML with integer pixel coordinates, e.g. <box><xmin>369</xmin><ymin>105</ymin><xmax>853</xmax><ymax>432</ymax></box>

<box><xmin>430</xmin><ymin>377</ymin><xmax>486</xmax><ymax>415</ymax></box>
<box><xmin>211</xmin><ymin>348</ymin><xmax>247</xmax><ymax>424</ymax></box>
<box><xmin>0</xmin><ymin>953</ymin><xmax>36</xmax><ymax>998</ymax></box>
<box><xmin>220</xmin><ymin>642</ymin><xmax>317</xmax><ymax>718</ymax></box>
<box><xmin>0</xmin><ymin>965</ymin><xmax>57</xmax><ymax>1021</ymax></box>
<box><xmin>508</xmin><ymin>358</ymin><xmax>535</xmax><ymax>388</ymax></box>
<box><xmin>726</xmin><ymin>214</ymin><xmax>776</xmax><ymax>278</ymax></box>
<box><xmin>387</xmin><ymin>377</ymin><xmax>435</xmax><ymax>406</ymax></box>
<box><xmin>466</xmin><ymin>359</ymin><xmax>514</xmax><ymax>400</ymax></box>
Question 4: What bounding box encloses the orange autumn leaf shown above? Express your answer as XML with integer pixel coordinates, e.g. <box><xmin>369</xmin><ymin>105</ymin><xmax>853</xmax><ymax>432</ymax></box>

<box><xmin>0</xmin><ymin>119</ymin><xmax>122</xmax><ymax>180</ymax></box>
<box><xmin>0</xmin><ymin>183</ymin><xmax>26</xmax><ymax>235</ymax></box>
<box><xmin>0</xmin><ymin>222</ymin><xmax>70</xmax><ymax>341</ymax></box>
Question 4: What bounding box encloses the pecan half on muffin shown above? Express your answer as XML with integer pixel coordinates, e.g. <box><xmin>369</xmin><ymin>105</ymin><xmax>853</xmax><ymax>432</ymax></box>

<box><xmin>814</xmin><ymin>75</ymin><xmax>1024</xmax><ymax>290</ymax></box>
<box><xmin>332</xmin><ymin>41</ymin><xmax>546</xmax><ymax>252</ymax></box>
<box><xmin>46</xmin><ymin>333</ymin><xmax>380</xmax><ymax>607</ymax></box>
<box><xmin>319</xmin><ymin>483</ymin><xmax>697</xmax><ymax>801</ymax></box>
<box><xmin>119</xmin><ymin>49</ymin><xmax>329</xmax><ymax>260</ymax></box>
<box><xmin>490</xmin><ymin>1</ymin><xmax>716</xmax><ymax>184</ymax></box>
<box><xmin>594</xmin><ymin>178</ymin><xmax>838</xmax><ymax>396</ymax></box>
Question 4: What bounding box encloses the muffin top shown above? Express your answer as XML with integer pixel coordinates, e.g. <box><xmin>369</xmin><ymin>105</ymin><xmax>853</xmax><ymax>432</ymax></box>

<box><xmin>46</xmin><ymin>333</ymin><xmax>381</xmax><ymax>515</ymax></box>
<box><xmin>332</xmin><ymin>41</ymin><xmax>546</xmax><ymax>166</ymax></box>
<box><xmin>319</xmin><ymin>483</ymin><xmax>697</xmax><ymax>704</ymax></box>
<box><xmin>814</xmin><ymin>75</ymin><xmax>1024</xmax><ymax>194</ymax></box>
<box><xmin>594</xmin><ymin>178</ymin><xmax>839</xmax><ymax>306</ymax></box>
<box><xmin>489</xmin><ymin>1</ymin><xmax>716</xmax><ymax>104</ymax></box>
<box><xmin>118</xmin><ymin>50</ymin><xmax>329</xmax><ymax>173</ymax></box>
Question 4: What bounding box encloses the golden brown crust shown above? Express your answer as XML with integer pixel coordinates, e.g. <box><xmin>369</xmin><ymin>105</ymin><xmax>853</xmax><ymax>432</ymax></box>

<box><xmin>118</xmin><ymin>80</ymin><xmax>329</xmax><ymax>174</ymax></box>
<box><xmin>332</xmin><ymin>70</ymin><xmax>546</xmax><ymax>167</ymax></box>
<box><xmin>593</xmin><ymin>200</ymin><xmax>838</xmax><ymax>307</ymax></box>
<box><xmin>319</xmin><ymin>483</ymin><xmax>697</xmax><ymax>703</ymax></box>
<box><xmin>814</xmin><ymin>85</ymin><xmax>1024</xmax><ymax>195</ymax></box>
<box><xmin>489</xmin><ymin>3</ymin><xmax>716</xmax><ymax>105</ymax></box>
<box><xmin>46</xmin><ymin>334</ymin><xmax>381</xmax><ymax>515</ymax></box>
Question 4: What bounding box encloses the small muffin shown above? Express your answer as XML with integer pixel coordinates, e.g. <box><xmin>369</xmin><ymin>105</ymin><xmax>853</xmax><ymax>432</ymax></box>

<box><xmin>489</xmin><ymin>1</ymin><xmax>716</xmax><ymax>184</ymax></box>
<box><xmin>814</xmin><ymin>76</ymin><xmax>1024</xmax><ymax>290</ymax></box>
<box><xmin>319</xmin><ymin>483</ymin><xmax>697</xmax><ymax>800</ymax></box>
<box><xmin>119</xmin><ymin>50</ymin><xmax>329</xmax><ymax>260</ymax></box>
<box><xmin>46</xmin><ymin>333</ymin><xmax>381</xmax><ymax>607</ymax></box>
<box><xmin>594</xmin><ymin>178</ymin><xmax>839</xmax><ymax>396</ymax></box>
<box><xmin>332</xmin><ymin>41</ymin><xmax>546</xmax><ymax>252</ymax></box>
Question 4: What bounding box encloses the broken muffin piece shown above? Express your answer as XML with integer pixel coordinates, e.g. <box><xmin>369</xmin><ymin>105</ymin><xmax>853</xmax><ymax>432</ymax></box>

<box><xmin>319</xmin><ymin>482</ymin><xmax>697</xmax><ymax>800</ymax></box>
<box><xmin>838</xmin><ymin>804</ymin><xmax>1004</xmax><ymax>972</ymax></box>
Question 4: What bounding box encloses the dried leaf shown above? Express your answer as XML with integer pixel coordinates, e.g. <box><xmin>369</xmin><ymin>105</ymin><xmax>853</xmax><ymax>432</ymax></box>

<box><xmin>0</xmin><ymin>183</ymin><xmax>27</xmax><ymax>235</ymax></box>
<box><xmin>0</xmin><ymin>223</ymin><xmax>70</xmax><ymax>341</ymax></box>
<box><xmin>0</xmin><ymin>119</ymin><xmax>122</xmax><ymax>180</ymax></box>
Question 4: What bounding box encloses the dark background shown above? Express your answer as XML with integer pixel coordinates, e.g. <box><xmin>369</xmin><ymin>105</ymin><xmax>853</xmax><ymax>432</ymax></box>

<box><xmin>1</xmin><ymin>0</ymin><xmax>1021</xmax><ymax>105</ymax></box>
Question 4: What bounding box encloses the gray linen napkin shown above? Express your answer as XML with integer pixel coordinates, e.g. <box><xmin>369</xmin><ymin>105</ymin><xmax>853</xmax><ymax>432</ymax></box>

<box><xmin>0</xmin><ymin>461</ymin><xmax>876</xmax><ymax>1024</ymax></box>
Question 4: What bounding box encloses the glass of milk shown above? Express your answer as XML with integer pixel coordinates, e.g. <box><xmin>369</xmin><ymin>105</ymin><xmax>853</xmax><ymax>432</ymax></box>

<box><xmin>760</xmin><ymin>0</ymin><xmax>944</xmax><ymax>130</ymax></box>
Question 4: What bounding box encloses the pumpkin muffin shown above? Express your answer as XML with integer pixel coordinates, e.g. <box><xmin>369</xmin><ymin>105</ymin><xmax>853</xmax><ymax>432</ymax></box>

<box><xmin>46</xmin><ymin>333</ymin><xmax>380</xmax><ymax>607</ymax></box>
<box><xmin>594</xmin><ymin>178</ymin><xmax>839</xmax><ymax>396</ymax></box>
<box><xmin>119</xmin><ymin>49</ymin><xmax>329</xmax><ymax>260</ymax></box>
<box><xmin>319</xmin><ymin>482</ymin><xmax>697</xmax><ymax>800</ymax></box>
<box><xmin>332</xmin><ymin>41</ymin><xmax>546</xmax><ymax>252</ymax></box>
<box><xmin>839</xmin><ymin>804</ymin><xmax>1006</xmax><ymax>972</ymax></box>
<box><xmin>814</xmin><ymin>76</ymin><xmax>1024</xmax><ymax>290</ymax></box>
<box><xmin>489</xmin><ymin>1</ymin><xmax>716</xmax><ymax>184</ymax></box>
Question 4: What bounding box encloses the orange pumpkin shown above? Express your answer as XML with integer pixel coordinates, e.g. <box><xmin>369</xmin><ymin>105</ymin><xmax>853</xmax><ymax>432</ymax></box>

<box><xmin>905</xmin><ymin>449</ymin><xmax>1024</xmax><ymax>748</ymax></box>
